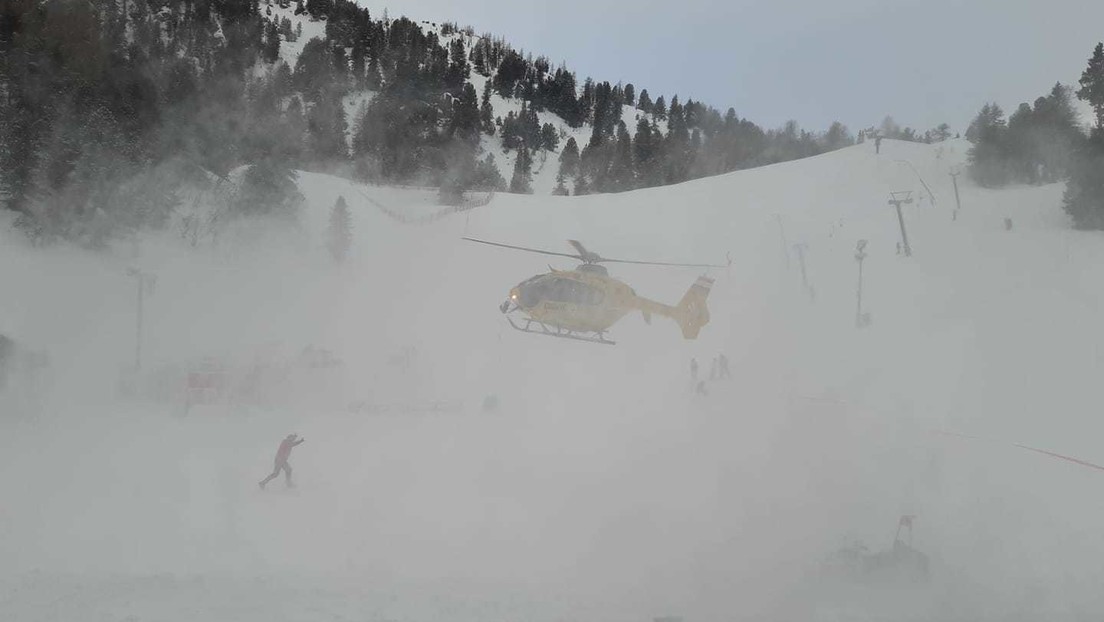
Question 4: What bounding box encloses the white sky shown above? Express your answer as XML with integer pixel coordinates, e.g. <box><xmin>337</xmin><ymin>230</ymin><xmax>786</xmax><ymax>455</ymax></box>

<box><xmin>360</xmin><ymin>0</ymin><xmax>1104</xmax><ymax>135</ymax></box>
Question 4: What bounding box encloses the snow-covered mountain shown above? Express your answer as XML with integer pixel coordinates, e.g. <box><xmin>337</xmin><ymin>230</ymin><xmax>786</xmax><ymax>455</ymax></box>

<box><xmin>263</xmin><ymin>3</ymin><xmax>766</xmax><ymax>195</ymax></box>
<box><xmin>255</xmin><ymin>3</ymin><xmax>567</xmax><ymax>193</ymax></box>
<box><xmin>3</xmin><ymin>138</ymin><xmax>1103</xmax><ymax>621</ymax></box>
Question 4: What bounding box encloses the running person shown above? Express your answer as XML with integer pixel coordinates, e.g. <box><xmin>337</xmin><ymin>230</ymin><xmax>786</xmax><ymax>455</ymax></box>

<box><xmin>259</xmin><ymin>433</ymin><xmax>305</xmax><ymax>489</ymax></box>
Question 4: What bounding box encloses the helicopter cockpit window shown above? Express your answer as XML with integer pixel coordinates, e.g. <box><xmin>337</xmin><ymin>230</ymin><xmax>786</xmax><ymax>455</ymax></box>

<box><xmin>519</xmin><ymin>277</ymin><xmax>550</xmax><ymax>307</ymax></box>
<box><xmin>543</xmin><ymin>279</ymin><xmax>603</xmax><ymax>305</ymax></box>
<box><xmin>525</xmin><ymin>277</ymin><xmax>603</xmax><ymax>306</ymax></box>
<box><xmin>546</xmin><ymin>278</ymin><xmax>572</xmax><ymax>302</ymax></box>
<box><xmin>519</xmin><ymin>275</ymin><xmax>544</xmax><ymax>288</ymax></box>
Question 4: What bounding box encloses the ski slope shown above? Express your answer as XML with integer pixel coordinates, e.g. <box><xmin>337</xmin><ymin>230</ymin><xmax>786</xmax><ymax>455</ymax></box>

<box><xmin>3</xmin><ymin>139</ymin><xmax>1104</xmax><ymax>621</ymax></box>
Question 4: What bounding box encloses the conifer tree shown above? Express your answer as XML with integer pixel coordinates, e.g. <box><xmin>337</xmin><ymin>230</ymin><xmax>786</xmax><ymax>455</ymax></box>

<box><xmin>327</xmin><ymin>195</ymin><xmax>353</xmax><ymax>262</ymax></box>
<box><xmin>823</xmin><ymin>121</ymin><xmax>853</xmax><ymax>151</ymax></box>
<box><xmin>609</xmin><ymin>120</ymin><xmax>635</xmax><ymax>190</ymax></box>
<box><xmin>573</xmin><ymin>173</ymin><xmax>589</xmax><ymax>196</ymax></box>
<box><xmin>653</xmin><ymin>95</ymin><xmax>667</xmax><ymax>120</ymax></box>
<box><xmin>306</xmin><ymin>0</ymin><xmax>332</xmax><ymax>18</ymax></box>
<box><xmin>493</xmin><ymin>50</ymin><xmax>528</xmax><ymax>98</ymax></box>
<box><xmin>540</xmin><ymin>123</ymin><xmax>559</xmax><ymax>151</ymax></box>
<box><xmin>480</xmin><ymin>81</ymin><xmax>496</xmax><ymax>134</ymax></box>
<box><xmin>633</xmin><ymin>117</ymin><xmax>658</xmax><ymax>184</ymax></box>
<box><xmin>366</xmin><ymin>54</ymin><xmax>381</xmax><ymax>89</ymax></box>
<box><xmin>1034</xmin><ymin>83</ymin><xmax>1083</xmax><ymax>181</ymax></box>
<box><xmin>471</xmin><ymin>42</ymin><xmax>487</xmax><ymax>76</ymax></box>
<box><xmin>579</xmin><ymin>78</ymin><xmax>596</xmax><ymax>123</ymax></box>
<box><xmin>282</xmin><ymin>96</ymin><xmax>308</xmax><ymax>163</ymax></box>
<box><xmin>521</xmin><ymin>102</ymin><xmax>541</xmax><ymax>146</ymax></box>
<box><xmin>509</xmin><ymin>144</ymin><xmax>533</xmax><ymax>194</ymax></box>
<box><xmin>558</xmin><ymin>137</ymin><xmax>580</xmax><ymax>179</ymax></box>
<box><xmin>1078</xmin><ymin>43</ymin><xmax>1104</xmax><ymax>129</ymax></box>
<box><xmin>688</xmin><ymin>128</ymin><xmax>705</xmax><ymax>179</ymax></box>
<box><xmin>236</xmin><ymin>157</ymin><xmax>304</xmax><ymax>219</ymax></box>
<box><xmin>450</xmin><ymin>83</ymin><xmax>481</xmax><ymax>142</ymax></box>
<box><xmin>263</xmin><ymin>21</ymin><xmax>281</xmax><ymax>63</ymax></box>
<box><xmin>307</xmin><ymin>89</ymin><xmax>348</xmax><ymax>161</ymax></box>
<box><xmin>350</xmin><ymin>41</ymin><xmax>366</xmax><ymax>86</ymax></box>
<box><xmin>667</xmin><ymin>96</ymin><xmax>687</xmax><ymax>139</ymax></box>
<box><xmin>295</xmin><ymin>38</ymin><xmax>337</xmax><ymax>101</ymax></box>
<box><xmin>1006</xmin><ymin>102</ymin><xmax>1038</xmax><ymax>182</ymax></box>
<box><xmin>966</xmin><ymin>103</ymin><xmax>1010</xmax><ymax>187</ymax></box>
<box><xmin>500</xmin><ymin>111</ymin><xmax>520</xmax><ymax>149</ymax></box>
<box><xmin>552</xmin><ymin>172</ymin><xmax>569</xmax><ymax>196</ymax></box>
<box><xmin>1062</xmin><ymin>132</ymin><xmax>1104</xmax><ymax>229</ymax></box>
<box><xmin>331</xmin><ymin>45</ymin><xmax>348</xmax><ymax>79</ymax></box>
<box><xmin>638</xmin><ymin>89</ymin><xmax>653</xmax><ymax>113</ymax></box>
<box><xmin>684</xmin><ymin>98</ymin><xmax>698</xmax><ymax>128</ymax></box>
<box><xmin>473</xmin><ymin>153</ymin><xmax>507</xmax><ymax>191</ymax></box>
<box><xmin>444</xmin><ymin>38</ymin><xmax>470</xmax><ymax>95</ymax></box>
<box><xmin>1064</xmin><ymin>44</ymin><xmax>1104</xmax><ymax>229</ymax></box>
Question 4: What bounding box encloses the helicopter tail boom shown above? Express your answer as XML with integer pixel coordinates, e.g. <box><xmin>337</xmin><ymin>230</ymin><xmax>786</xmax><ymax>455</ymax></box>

<box><xmin>633</xmin><ymin>276</ymin><xmax>714</xmax><ymax>339</ymax></box>
<box><xmin>674</xmin><ymin>276</ymin><xmax>714</xmax><ymax>339</ymax></box>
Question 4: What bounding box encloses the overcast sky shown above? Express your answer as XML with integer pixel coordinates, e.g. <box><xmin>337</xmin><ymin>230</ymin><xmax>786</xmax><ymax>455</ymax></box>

<box><xmin>358</xmin><ymin>0</ymin><xmax>1104</xmax><ymax>135</ymax></box>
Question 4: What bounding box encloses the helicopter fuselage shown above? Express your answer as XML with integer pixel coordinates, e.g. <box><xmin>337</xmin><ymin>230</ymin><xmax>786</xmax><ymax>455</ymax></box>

<box><xmin>465</xmin><ymin>237</ymin><xmax>716</xmax><ymax>343</ymax></box>
<box><xmin>507</xmin><ymin>267</ymin><xmax>635</xmax><ymax>334</ymax></box>
<box><xmin>503</xmin><ymin>263</ymin><xmax>709</xmax><ymax>339</ymax></box>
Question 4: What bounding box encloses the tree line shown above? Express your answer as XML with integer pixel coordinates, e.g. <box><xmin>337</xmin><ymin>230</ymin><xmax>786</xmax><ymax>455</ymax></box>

<box><xmin>964</xmin><ymin>42</ymin><xmax>1104</xmax><ymax>229</ymax></box>
<box><xmin>0</xmin><ymin>0</ymin><xmax>941</xmax><ymax>245</ymax></box>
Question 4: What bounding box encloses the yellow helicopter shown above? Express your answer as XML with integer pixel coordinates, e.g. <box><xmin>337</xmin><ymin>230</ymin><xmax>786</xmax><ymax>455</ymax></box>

<box><xmin>464</xmin><ymin>238</ymin><xmax>724</xmax><ymax>345</ymax></box>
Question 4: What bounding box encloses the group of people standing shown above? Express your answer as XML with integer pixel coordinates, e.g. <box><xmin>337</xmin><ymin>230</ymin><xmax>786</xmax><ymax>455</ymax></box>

<box><xmin>690</xmin><ymin>353</ymin><xmax>730</xmax><ymax>395</ymax></box>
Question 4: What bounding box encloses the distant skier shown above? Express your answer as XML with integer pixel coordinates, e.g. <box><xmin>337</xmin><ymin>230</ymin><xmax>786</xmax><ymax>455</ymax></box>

<box><xmin>695</xmin><ymin>380</ymin><xmax>709</xmax><ymax>396</ymax></box>
<box><xmin>259</xmin><ymin>433</ymin><xmax>305</xmax><ymax>489</ymax></box>
<box><xmin>690</xmin><ymin>358</ymin><xmax>699</xmax><ymax>382</ymax></box>
<box><xmin>875</xmin><ymin>136</ymin><xmax>883</xmax><ymax>154</ymax></box>
<box><xmin>718</xmin><ymin>353</ymin><xmax>731</xmax><ymax>379</ymax></box>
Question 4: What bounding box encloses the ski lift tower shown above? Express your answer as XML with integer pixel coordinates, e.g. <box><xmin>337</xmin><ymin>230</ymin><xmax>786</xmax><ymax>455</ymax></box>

<box><xmin>949</xmin><ymin>168</ymin><xmax>963</xmax><ymax>220</ymax></box>
<box><xmin>792</xmin><ymin>242</ymin><xmax>814</xmax><ymax>301</ymax></box>
<box><xmin>888</xmin><ymin>191</ymin><xmax>914</xmax><ymax>257</ymax></box>
<box><xmin>854</xmin><ymin>239</ymin><xmax>871</xmax><ymax>328</ymax></box>
<box><xmin>126</xmin><ymin>267</ymin><xmax>157</xmax><ymax>371</ymax></box>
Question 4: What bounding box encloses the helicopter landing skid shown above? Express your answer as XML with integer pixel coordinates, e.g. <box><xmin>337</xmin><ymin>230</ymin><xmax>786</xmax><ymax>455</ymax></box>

<box><xmin>506</xmin><ymin>317</ymin><xmax>616</xmax><ymax>346</ymax></box>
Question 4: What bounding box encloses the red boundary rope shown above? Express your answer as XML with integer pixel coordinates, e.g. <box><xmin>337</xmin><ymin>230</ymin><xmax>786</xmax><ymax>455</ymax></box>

<box><xmin>933</xmin><ymin>429</ymin><xmax>1104</xmax><ymax>473</ymax></box>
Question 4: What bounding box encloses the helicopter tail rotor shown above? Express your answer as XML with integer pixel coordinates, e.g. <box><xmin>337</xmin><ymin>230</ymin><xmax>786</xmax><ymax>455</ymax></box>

<box><xmin>673</xmin><ymin>276</ymin><xmax>714</xmax><ymax>339</ymax></box>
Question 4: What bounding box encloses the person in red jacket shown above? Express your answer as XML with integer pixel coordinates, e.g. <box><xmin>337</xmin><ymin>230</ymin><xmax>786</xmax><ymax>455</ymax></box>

<box><xmin>259</xmin><ymin>433</ymin><xmax>305</xmax><ymax>489</ymax></box>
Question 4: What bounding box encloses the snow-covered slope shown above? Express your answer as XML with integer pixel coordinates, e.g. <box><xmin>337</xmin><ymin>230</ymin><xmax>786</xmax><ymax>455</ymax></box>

<box><xmin>259</xmin><ymin>8</ymin><xmax>628</xmax><ymax>193</ymax></box>
<box><xmin>4</xmin><ymin>139</ymin><xmax>1104</xmax><ymax>621</ymax></box>
<box><xmin>468</xmin><ymin>71</ymin><xmax>596</xmax><ymax>195</ymax></box>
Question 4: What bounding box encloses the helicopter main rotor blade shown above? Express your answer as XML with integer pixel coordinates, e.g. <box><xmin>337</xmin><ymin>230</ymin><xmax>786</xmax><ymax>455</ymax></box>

<box><xmin>567</xmin><ymin>239</ymin><xmax>601</xmax><ymax>263</ymax></box>
<box><xmin>464</xmin><ymin>237</ymin><xmax>725</xmax><ymax>268</ymax></box>
<box><xmin>599</xmin><ymin>258</ymin><xmax>729</xmax><ymax>268</ymax></box>
<box><xmin>462</xmin><ymin>237</ymin><xmax>582</xmax><ymax>261</ymax></box>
